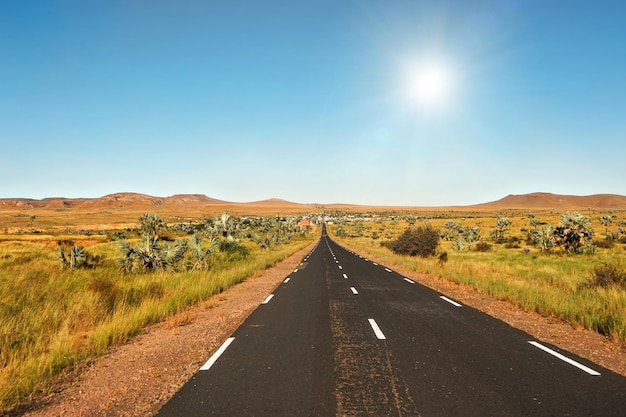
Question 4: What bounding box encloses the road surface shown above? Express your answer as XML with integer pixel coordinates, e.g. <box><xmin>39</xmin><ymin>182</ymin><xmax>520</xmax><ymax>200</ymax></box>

<box><xmin>157</xmin><ymin>226</ymin><xmax>626</xmax><ymax>416</ymax></box>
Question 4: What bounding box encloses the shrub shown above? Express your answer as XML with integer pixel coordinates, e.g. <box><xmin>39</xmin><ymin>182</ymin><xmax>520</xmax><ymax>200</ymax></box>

<box><xmin>474</xmin><ymin>241</ymin><xmax>492</xmax><ymax>252</ymax></box>
<box><xmin>583</xmin><ymin>263</ymin><xmax>626</xmax><ymax>289</ymax></box>
<box><xmin>218</xmin><ymin>238</ymin><xmax>250</xmax><ymax>257</ymax></box>
<box><xmin>438</xmin><ymin>251</ymin><xmax>448</xmax><ymax>265</ymax></box>
<box><xmin>596</xmin><ymin>239</ymin><xmax>615</xmax><ymax>249</ymax></box>
<box><xmin>385</xmin><ymin>226</ymin><xmax>439</xmax><ymax>257</ymax></box>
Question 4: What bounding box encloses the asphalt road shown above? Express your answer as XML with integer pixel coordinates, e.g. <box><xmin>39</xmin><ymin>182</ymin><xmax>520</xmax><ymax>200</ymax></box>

<box><xmin>157</xmin><ymin>226</ymin><xmax>626</xmax><ymax>416</ymax></box>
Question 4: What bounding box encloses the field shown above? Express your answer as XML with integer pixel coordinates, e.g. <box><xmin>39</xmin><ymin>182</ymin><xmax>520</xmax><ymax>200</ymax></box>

<box><xmin>328</xmin><ymin>208</ymin><xmax>626</xmax><ymax>347</ymax></box>
<box><xmin>0</xmin><ymin>207</ymin><xmax>318</xmax><ymax>411</ymax></box>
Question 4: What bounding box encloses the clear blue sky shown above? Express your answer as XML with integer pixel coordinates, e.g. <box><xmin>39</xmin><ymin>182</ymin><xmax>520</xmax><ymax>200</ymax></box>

<box><xmin>2</xmin><ymin>0</ymin><xmax>625</xmax><ymax>206</ymax></box>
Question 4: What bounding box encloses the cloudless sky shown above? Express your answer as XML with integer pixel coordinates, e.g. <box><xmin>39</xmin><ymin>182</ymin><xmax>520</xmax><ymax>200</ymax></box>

<box><xmin>1</xmin><ymin>0</ymin><xmax>625</xmax><ymax>205</ymax></box>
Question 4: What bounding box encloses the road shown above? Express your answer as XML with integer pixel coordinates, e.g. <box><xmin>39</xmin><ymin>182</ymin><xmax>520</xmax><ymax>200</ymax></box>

<box><xmin>157</xmin><ymin>226</ymin><xmax>626</xmax><ymax>416</ymax></box>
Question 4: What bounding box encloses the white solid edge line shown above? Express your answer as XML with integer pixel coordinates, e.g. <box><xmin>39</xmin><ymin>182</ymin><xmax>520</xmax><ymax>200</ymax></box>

<box><xmin>529</xmin><ymin>341</ymin><xmax>601</xmax><ymax>375</ymax></box>
<box><xmin>350</xmin><ymin>287</ymin><xmax>359</xmax><ymax>295</ymax></box>
<box><xmin>200</xmin><ymin>337</ymin><xmax>235</xmax><ymax>371</ymax></box>
<box><xmin>440</xmin><ymin>296</ymin><xmax>462</xmax><ymax>307</ymax></box>
<box><xmin>404</xmin><ymin>278</ymin><xmax>415</xmax><ymax>284</ymax></box>
<box><xmin>343</xmin><ymin>273</ymin><xmax>348</xmax><ymax>279</ymax></box>
<box><xmin>283</xmin><ymin>277</ymin><xmax>290</xmax><ymax>283</ymax></box>
<box><xmin>262</xmin><ymin>294</ymin><xmax>274</xmax><ymax>304</ymax></box>
<box><xmin>385</xmin><ymin>268</ymin><xmax>392</xmax><ymax>273</ymax></box>
<box><xmin>368</xmin><ymin>319</ymin><xmax>386</xmax><ymax>340</ymax></box>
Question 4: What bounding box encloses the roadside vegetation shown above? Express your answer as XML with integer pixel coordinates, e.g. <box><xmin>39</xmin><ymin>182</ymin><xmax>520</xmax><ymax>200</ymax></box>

<box><xmin>0</xmin><ymin>213</ymin><xmax>317</xmax><ymax>411</ymax></box>
<box><xmin>328</xmin><ymin>209</ymin><xmax>626</xmax><ymax>347</ymax></box>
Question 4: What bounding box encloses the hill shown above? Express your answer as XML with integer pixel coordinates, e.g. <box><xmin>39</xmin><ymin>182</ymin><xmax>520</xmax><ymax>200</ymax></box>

<box><xmin>1</xmin><ymin>192</ymin><xmax>625</xmax><ymax>217</ymax></box>
<box><xmin>475</xmin><ymin>192</ymin><xmax>626</xmax><ymax>210</ymax></box>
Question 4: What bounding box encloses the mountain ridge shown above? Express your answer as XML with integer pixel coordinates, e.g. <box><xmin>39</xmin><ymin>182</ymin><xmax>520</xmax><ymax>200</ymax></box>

<box><xmin>1</xmin><ymin>192</ymin><xmax>625</xmax><ymax>210</ymax></box>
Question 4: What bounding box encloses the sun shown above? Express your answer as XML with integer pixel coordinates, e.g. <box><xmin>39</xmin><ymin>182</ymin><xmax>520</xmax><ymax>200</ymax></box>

<box><xmin>409</xmin><ymin>62</ymin><xmax>452</xmax><ymax>107</ymax></box>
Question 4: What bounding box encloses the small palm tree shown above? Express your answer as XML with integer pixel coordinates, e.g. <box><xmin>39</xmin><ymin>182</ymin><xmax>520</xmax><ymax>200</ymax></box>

<box><xmin>185</xmin><ymin>233</ymin><xmax>218</xmax><ymax>270</ymax></box>
<box><xmin>599</xmin><ymin>215</ymin><xmax>614</xmax><ymax>237</ymax></box>
<box><xmin>57</xmin><ymin>245</ymin><xmax>87</xmax><ymax>269</ymax></box>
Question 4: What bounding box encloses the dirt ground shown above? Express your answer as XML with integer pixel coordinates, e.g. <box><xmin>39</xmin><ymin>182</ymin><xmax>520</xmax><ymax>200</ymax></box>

<box><xmin>20</xmin><ymin>241</ymin><xmax>626</xmax><ymax>417</ymax></box>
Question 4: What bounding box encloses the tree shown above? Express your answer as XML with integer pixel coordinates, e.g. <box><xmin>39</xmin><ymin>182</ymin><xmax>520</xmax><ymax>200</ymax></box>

<box><xmin>551</xmin><ymin>212</ymin><xmax>594</xmax><ymax>254</ymax></box>
<box><xmin>599</xmin><ymin>215</ymin><xmax>614</xmax><ymax>238</ymax></box>
<box><xmin>118</xmin><ymin>214</ymin><xmax>187</xmax><ymax>272</ymax></box>
<box><xmin>185</xmin><ymin>233</ymin><xmax>218</xmax><ymax>271</ymax></box>
<box><xmin>530</xmin><ymin>224</ymin><xmax>554</xmax><ymax>252</ymax></box>
<box><xmin>386</xmin><ymin>226</ymin><xmax>440</xmax><ymax>257</ymax></box>
<box><xmin>117</xmin><ymin>236</ymin><xmax>187</xmax><ymax>272</ymax></box>
<box><xmin>139</xmin><ymin>213</ymin><xmax>165</xmax><ymax>239</ymax></box>
<box><xmin>441</xmin><ymin>221</ymin><xmax>458</xmax><ymax>241</ymax></box>
<box><xmin>491</xmin><ymin>217</ymin><xmax>512</xmax><ymax>241</ymax></box>
<box><xmin>57</xmin><ymin>245</ymin><xmax>88</xmax><ymax>269</ymax></box>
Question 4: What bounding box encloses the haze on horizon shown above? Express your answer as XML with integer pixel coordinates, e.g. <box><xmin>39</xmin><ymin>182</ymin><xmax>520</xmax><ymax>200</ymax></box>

<box><xmin>1</xmin><ymin>1</ymin><xmax>625</xmax><ymax>206</ymax></box>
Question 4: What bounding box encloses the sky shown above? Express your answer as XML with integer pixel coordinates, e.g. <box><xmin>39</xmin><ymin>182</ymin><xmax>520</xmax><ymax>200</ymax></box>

<box><xmin>1</xmin><ymin>0</ymin><xmax>625</xmax><ymax>206</ymax></box>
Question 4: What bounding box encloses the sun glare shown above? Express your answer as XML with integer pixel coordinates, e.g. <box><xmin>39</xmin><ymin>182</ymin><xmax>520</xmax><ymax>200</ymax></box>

<box><xmin>408</xmin><ymin>61</ymin><xmax>453</xmax><ymax>108</ymax></box>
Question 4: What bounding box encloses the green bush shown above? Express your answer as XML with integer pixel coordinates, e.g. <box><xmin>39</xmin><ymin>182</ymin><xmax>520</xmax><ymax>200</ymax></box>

<box><xmin>385</xmin><ymin>226</ymin><xmax>439</xmax><ymax>257</ymax></box>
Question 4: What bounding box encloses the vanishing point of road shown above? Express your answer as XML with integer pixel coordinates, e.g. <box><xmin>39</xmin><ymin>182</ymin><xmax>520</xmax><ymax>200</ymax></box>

<box><xmin>157</xmin><ymin>225</ymin><xmax>626</xmax><ymax>416</ymax></box>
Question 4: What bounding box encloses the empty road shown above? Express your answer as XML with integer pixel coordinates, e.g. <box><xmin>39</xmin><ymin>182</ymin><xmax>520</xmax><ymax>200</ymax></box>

<box><xmin>157</xmin><ymin>226</ymin><xmax>626</xmax><ymax>416</ymax></box>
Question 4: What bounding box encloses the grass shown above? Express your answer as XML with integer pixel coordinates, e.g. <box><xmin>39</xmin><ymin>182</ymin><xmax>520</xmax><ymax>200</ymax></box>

<box><xmin>0</xmin><ymin>231</ymin><xmax>317</xmax><ymax>411</ymax></box>
<box><xmin>329</xmin><ymin>214</ymin><xmax>626</xmax><ymax>347</ymax></box>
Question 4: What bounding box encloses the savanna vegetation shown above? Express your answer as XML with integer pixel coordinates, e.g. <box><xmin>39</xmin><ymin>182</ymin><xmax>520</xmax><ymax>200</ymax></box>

<box><xmin>0</xmin><ymin>212</ymin><xmax>317</xmax><ymax>411</ymax></box>
<box><xmin>328</xmin><ymin>209</ymin><xmax>626</xmax><ymax>348</ymax></box>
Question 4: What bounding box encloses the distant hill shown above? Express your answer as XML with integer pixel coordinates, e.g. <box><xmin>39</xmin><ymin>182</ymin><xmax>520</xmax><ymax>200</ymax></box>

<box><xmin>475</xmin><ymin>192</ymin><xmax>626</xmax><ymax>209</ymax></box>
<box><xmin>1</xmin><ymin>192</ymin><xmax>625</xmax><ymax>211</ymax></box>
<box><xmin>0</xmin><ymin>193</ymin><xmax>307</xmax><ymax>211</ymax></box>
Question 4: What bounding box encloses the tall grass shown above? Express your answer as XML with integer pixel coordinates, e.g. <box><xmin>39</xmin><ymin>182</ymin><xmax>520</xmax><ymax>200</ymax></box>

<box><xmin>329</xmin><ymin>221</ymin><xmax>626</xmax><ymax>347</ymax></box>
<box><xmin>0</xmin><ymin>234</ymin><xmax>316</xmax><ymax>410</ymax></box>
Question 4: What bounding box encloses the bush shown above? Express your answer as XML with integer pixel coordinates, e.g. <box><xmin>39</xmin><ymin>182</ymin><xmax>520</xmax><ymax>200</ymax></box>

<box><xmin>385</xmin><ymin>226</ymin><xmax>439</xmax><ymax>257</ymax></box>
<box><xmin>583</xmin><ymin>263</ymin><xmax>626</xmax><ymax>289</ymax></box>
<box><xmin>218</xmin><ymin>239</ymin><xmax>250</xmax><ymax>257</ymax></box>
<box><xmin>596</xmin><ymin>239</ymin><xmax>615</xmax><ymax>249</ymax></box>
<box><xmin>438</xmin><ymin>251</ymin><xmax>448</xmax><ymax>265</ymax></box>
<box><xmin>474</xmin><ymin>241</ymin><xmax>492</xmax><ymax>252</ymax></box>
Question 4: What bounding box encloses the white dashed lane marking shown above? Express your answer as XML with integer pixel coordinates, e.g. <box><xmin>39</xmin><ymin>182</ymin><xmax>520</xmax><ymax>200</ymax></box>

<box><xmin>440</xmin><ymin>296</ymin><xmax>462</xmax><ymax>307</ymax></box>
<box><xmin>200</xmin><ymin>337</ymin><xmax>235</xmax><ymax>371</ymax></box>
<box><xmin>368</xmin><ymin>319</ymin><xmax>386</xmax><ymax>340</ymax></box>
<box><xmin>529</xmin><ymin>341</ymin><xmax>601</xmax><ymax>376</ymax></box>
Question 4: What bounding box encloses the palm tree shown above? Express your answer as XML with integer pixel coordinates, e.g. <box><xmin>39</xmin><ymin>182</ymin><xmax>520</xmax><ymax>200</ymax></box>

<box><xmin>186</xmin><ymin>233</ymin><xmax>218</xmax><ymax>270</ymax></box>
<box><xmin>139</xmin><ymin>213</ymin><xmax>165</xmax><ymax>239</ymax></box>
<box><xmin>599</xmin><ymin>215</ymin><xmax>614</xmax><ymax>237</ymax></box>
<box><xmin>552</xmin><ymin>212</ymin><xmax>594</xmax><ymax>254</ymax></box>
<box><xmin>118</xmin><ymin>214</ymin><xmax>187</xmax><ymax>272</ymax></box>
<box><xmin>57</xmin><ymin>245</ymin><xmax>87</xmax><ymax>269</ymax></box>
